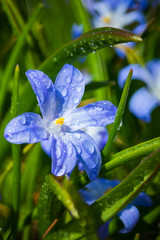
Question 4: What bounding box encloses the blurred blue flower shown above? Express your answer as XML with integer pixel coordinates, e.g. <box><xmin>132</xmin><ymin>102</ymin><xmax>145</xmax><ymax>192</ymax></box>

<box><xmin>82</xmin><ymin>0</ymin><xmax>145</xmax><ymax>29</ymax></box>
<box><xmin>71</xmin><ymin>23</ymin><xmax>84</xmax><ymax>39</ymax></box>
<box><xmin>4</xmin><ymin>64</ymin><xmax>117</xmax><ymax>180</ymax></box>
<box><xmin>118</xmin><ymin>59</ymin><xmax>160</xmax><ymax>122</ymax></box>
<box><xmin>79</xmin><ymin>178</ymin><xmax>152</xmax><ymax>238</ymax></box>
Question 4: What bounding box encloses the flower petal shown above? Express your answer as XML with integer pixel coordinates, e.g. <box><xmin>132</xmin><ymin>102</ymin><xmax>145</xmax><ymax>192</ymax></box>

<box><xmin>131</xmin><ymin>192</ymin><xmax>153</xmax><ymax>207</ymax></box>
<box><xmin>79</xmin><ymin>178</ymin><xmax>120</xmax><ymax>205</ymax></box>
<box><xmin>4</xmin><ymin>113</ymin><xmax>48</xmax><ymax>144</ymax></box>
<box><xmin>129</xmin><ymin>87</ymin><xmax>159</xmax><ymax>122</ymax></box>
<box><xmin>50</xmin><ymin>135</ymin><xmax>77</xmax><ymax>176</ymax></box>
<box><xmin>55</xmin><ymin>64</ymin><xmax>85</xmax><ymax>115</ymax></box>
<box><xmin>84</xmin><ymin>126</ymin><xmax>108</xmax><ymax>151</ymax></box>
<box><xmin>118</xmin><ymin>205</ymin><xmax>140</xmax><ymax>233</ymax></box>
<box><xmin>70</xmin><ymin>130</ymin><xmax>102</xmax><ymax>180</ymax></box>
<box><xmin>65</xmin><ymin>101</ymin><xmax>117</xmax><ymax>131</ymax></box>
<box><xmin>25</xmin><ymin>70</ymin><xmax>56</xmax><ymax>121</ymax></box>
<box><xmin>118</xmin><ymin>64</ymin><xmax>152</xmax><ymax>88</ymax></box>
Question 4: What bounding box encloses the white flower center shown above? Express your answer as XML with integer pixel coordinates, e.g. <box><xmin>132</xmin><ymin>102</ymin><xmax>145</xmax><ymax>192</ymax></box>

<box><xmin>43</xmin><ymin>117</ymin><xmax>65</xmax><ymax>135</ymax></box>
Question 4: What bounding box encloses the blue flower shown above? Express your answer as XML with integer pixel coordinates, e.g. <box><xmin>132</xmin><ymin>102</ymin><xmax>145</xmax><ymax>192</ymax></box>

<box><xmin>4</xmin><ymin>64</ymin><xmax>117</xmax><ymax>180</ymax></box>
<box><xmin>118</xmin><ymin>59</ymin><xmax>160</xmax><ymax>122</ymax></box>
<box><xmin>79</xmin><ymin>178</ymin><xmax>153</xmax><ymax>238</ymax></box>
<box><xmin>71</xmin><ymin>23</ymin><xmax>84</xmax><ymax>40</ymax></box>
<box><xmin>82</xmin><ymin>0</ymin><xmax>145</xmax><ymax>30</ymax></box>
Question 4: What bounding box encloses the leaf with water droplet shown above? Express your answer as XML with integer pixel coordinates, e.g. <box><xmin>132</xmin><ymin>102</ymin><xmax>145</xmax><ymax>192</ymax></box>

<box><xmin>90</xmin><ymin>149</ymin><xmax>160</xmax><ymax>225</ymax></box>
<box><xmin>39</xmin><ymin>27</ymin><xmax>142</xmax><ymax>79</ymax></box>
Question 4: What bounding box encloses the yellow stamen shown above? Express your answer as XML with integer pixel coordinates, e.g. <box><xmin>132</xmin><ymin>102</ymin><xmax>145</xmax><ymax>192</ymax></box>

<box><xmin>102</xmin><ymin>16</ymin><xmax>111</xmax><ymax>24</ymax></box>
<box><xmin>55</xmin><ymin>117</ymin><xmax>64</xmax><ymax>125</ymax></box>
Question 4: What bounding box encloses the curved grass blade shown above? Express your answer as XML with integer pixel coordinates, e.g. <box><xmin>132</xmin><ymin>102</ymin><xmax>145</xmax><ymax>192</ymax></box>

<box><xmin>103</xmin><ymin>69</ymin><xmax>133</xmax><ymax>158</ymax></box>
<box><xmin>39</xmin><ymin>27</ymin><xmax>142</xmax><ymax>78</ymax></box>
<box><xmin>91</xmin><ymin>149</ymin><xmax>160</xmax><ymax>225</ymax></box>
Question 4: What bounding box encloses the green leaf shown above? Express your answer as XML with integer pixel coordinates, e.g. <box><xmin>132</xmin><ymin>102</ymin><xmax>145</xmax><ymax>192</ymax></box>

<box><xmin>90</xmin><ymin>149</ymin><xmax>160</xmax><ymax>225</ymax></box>
<box><xmin>38</xmin><ymin>175</ymin><xmax>65</xmax><ymax>238</ymax></box>
<box><xmin>39</xmin><ymin>27</ymin><xmax>142</xmax><ymax>78</ymax></box>
<box><xmin>103</xmin><ymin>69</ymin><xmax>133</xmax><ymax>157</ymax></box>
<box><xmin>0</xmin><ymin>4</ymin><xmax>43</xmax><ymax>117</ymax></box>
<box><xmin>39</xmin><ymin>175</ymin><xmax>99</xmax><ymax>240</ymax></box>
<box><xmin>74</xmin><ymin>137</ymin><xmax>160</xmax><ymax>188</ymax></box>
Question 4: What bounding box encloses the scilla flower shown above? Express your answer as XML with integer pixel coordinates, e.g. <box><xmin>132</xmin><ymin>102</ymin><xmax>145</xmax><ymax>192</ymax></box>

<box><xmin>79</xmin><ymin>178</ymin><xmax>152</xmax><ymax>239</ymax></box>
<box><xmin>82</xmin><ymin>0</ymin><xmax>145</xmax><ymax>30</ymax></box>
<box><xmin>118</xmin><ymin>59</ymin><xmax>160</xmax><ymax>122</ymax></box>
<box><xmin>4</xmin><ymin>64</ymin><xmax>117</xmax><ymax>180</ymax></box>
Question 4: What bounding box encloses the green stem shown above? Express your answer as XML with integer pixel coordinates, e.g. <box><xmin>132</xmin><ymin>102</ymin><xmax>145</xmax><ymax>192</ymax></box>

<box><xmin>103</xmin><ymin>69</ymin><xmax>133</xmax><ymax>157</ymax></box>
<box><xmin>11</xmin><ymin>65</ymin><xmax>20</xmax><ymax>239</ymax></box>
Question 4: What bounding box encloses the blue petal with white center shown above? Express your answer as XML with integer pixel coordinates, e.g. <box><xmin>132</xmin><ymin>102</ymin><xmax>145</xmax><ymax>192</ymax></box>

<box><xmin>65</xmin><ymin>101</ymin><xmax>117</xmax><ymax>131</ymax></box>
<box><xmin>129</xmin><ymin>87</ymin><xmax>159</xmax><ymax>122</ymax></box>
<box><xmin>4</xmin><ymin>113</ymin><xmax>48</xmax><ymax>144</ymax></box>
<box><xmin>4</xmin><ymin>64</ymin><xmax>117</xmax><ymax>180</ymax></box>
<box><xmin>25</xmin><ymin>70</ymin><xmax>56</xmax><ymax>121</ymax></box>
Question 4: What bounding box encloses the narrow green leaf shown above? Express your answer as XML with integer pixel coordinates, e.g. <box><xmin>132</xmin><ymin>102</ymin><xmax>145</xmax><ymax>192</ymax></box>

<box><xmin>44</xmin><ymin>175</ymin><xmax>99</xmax><ymax>240</ymax></box>
<box><xmin>0</xmin><ymin>4</ymin><xmax>43</xmax><ymax>117</ymax></box>
<box><xmin>11</xmin><ymin>65</ymin><xmax>20</xmax><ymax>240</ymax></box>
<box><xmin>45</xmin><ymin>174</ymin><xmax>79</xmax><ymax>219</ymax></box>
<box><xmin>91</xmin><ymin>149</ymin><xmax>160</xmax><ymax>225</ymax></box>
<box><xmin>74</xmin><ymin>137</ymin><xmax>160</xmax><ymax>188</ymax></box>
<box><xmin>103</xmin><ymin>69</ymin><xmax>133</xmax><ymax>157</ymax></box>
<box><xmin>101</xmin><ymin>136</ymin><xmax>160</xmax><ymax>175</ymax></box>
<box><xmin>39</xmin><ymin>27</ymin><xmax>142</xmax><ymax>78</ymax></box>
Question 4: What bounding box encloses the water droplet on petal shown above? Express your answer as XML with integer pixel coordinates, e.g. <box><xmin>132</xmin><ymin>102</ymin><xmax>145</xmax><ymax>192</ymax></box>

<box><xmin>73</xmin><ymin>133</ymin><xmax>81</xmax><ymax>139</ymax></box>
<box><xmin>56</xmin><ymin>146</ymin><xmax>62</xmax><ymax>159</ymax></box>
<box><xmin>76</xmin><ymin>145</ymin><xmax>82</xmax><ymax>154</ymax></box>
<box><xmin>61</xmin><ymin>86</ymin><xmax>68</xmax><ymax>97</ymax></box>
<box><xmin>65</xmin><ymin>76</ymin><xmax>71</xmax><ymax>83</ymax></box>
<box><xmin>73</xmin><ymin>97</ymin><xmax>79</xmax><ymax>104</ymax></box>
<box><xmin>95</xmin><ymin>106</ymin><xmax>104</xmax><ymax>111</ymax></box>
<box><xmin>76</xmin><ymin>86</ymin><xmax>82</xmax><ymax>92</ymax></box>
<box><xmin>83</xmin><ymin>140</ymin><xmax>95</xmax><ymax>154</ymax></box>
<box><xmin>18</xmin><ymin>115</ymin><xmax>26</xmax><ymax>125</ymax></box>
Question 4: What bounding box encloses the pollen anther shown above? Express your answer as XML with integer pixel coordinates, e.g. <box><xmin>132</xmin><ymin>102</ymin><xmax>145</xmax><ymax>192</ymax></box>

<box><xmin>55</xmin><ymin>117</ymin><xmax>64</xmax><ymax>125</ymax></box>
<box><xmin>102</xmin><ymin>16</ymin><xmax>111</xmax><ymax>24</ymax></box>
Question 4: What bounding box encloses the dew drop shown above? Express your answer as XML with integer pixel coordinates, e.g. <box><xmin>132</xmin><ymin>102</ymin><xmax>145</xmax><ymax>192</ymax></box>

<box><xmin>76</xmin><ymin>86</ymin><xmax>82</xmax><ymax>92</ymax></box>
<box><xmin>73</xmin><ymin>97</ymin><xmax>79</xmax><ymax>104</ymax></box>
<box><xmin>76</xmin><ymin>145</ymin><xmax>82</xmax><ymax>154</ymax></box>
<box><xmin>95</xmin><ymin>106</ymin><xmax>104</xmax><ymax>111</ymax></box>
<box><xmin>65</xmin><ymin>76</ymin><xmax>71</xmax><ymax>83</ymax></box>
<box><xmin>61</xmin><ymin>86</ymin><xmax>68</xmax><ymax>97</ymax></box>
<box><xmin>83</xmin><ymin>140</ymin><xmax>95</xmax><ymax>154</ymax></box>
<box><xmin>18</xmin><ymin>115</ymin><xmax>26</xmax><ymax>125</ymax></box>
<box><xmin>53</xmin><ymin>57</ymin><xmax>57</xmax><ymax>63</ymax></box>
<box><xmin>73</xmin><ymin>133</ymin><xmax>81</xmax><ymax>140</ymax></box>
<box><xmin>56</xmin><ymin>146</ymin><xmax>62</xmax><ymax>159</ymax></box>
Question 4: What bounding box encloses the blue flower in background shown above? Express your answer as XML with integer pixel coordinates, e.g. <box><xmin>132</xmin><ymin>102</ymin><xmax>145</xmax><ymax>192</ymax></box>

<box><xmin>118</xmin><ymin>59</ymin><xmax>160</xmax><ymax>122</ymax></box>
<box><xmin>4</xmin><ymin>64</ymin><xmax>117</xmax><ymax>180</ymax></box>
<box><xmin>82</xmin><ymin>0</ymin><xmax>145</xmax><ymax>29</ymax></box>
<box><xmin>71</xmin><ymin>23</ymin><xmax>84</xmax><ymax>40</ymax></box>
<box><xmin>79</xmin><ymin>178</ymin><xmax>153</xmax><ymax>239</ymax></box>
